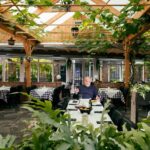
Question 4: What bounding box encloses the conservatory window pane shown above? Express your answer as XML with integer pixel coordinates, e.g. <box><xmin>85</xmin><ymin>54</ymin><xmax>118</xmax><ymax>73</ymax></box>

<box><xmin>6</xmin><ymin>61</ymin><xmax>20</xmax><ymax>82</ymax></box>
<box><xmin>39</xmin><ymin>63</ymin><xmax>52</xmax><ymax>82</ymax></box>
<box><xmin>31</xmin><ymin>63</ymin><xmax>38</xmax><ymax>82</ymax></box>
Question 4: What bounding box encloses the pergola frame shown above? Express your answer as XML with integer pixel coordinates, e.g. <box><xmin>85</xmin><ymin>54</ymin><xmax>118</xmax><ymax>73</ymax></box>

<box><xmin>0</xmin><ymin>0</ymin><xmax>150</xmax><ymax>87</ymax></box>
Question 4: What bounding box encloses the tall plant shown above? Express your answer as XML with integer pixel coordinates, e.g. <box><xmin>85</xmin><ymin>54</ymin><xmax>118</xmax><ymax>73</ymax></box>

<box><xmin>14</xmin><ymin>96</ymin><xmax>150</xmax><ymax>150</ymax></box>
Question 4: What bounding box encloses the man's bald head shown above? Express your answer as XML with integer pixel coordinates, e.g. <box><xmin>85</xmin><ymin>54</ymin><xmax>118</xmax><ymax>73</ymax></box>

<box><xmin>83</xmin><ymin>76</ymin><xmax>92</xmax><ymax>87</ymax></box>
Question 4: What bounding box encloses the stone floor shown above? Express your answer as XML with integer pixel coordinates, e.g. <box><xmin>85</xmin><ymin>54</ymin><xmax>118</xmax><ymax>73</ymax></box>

<box><xmin>0</xmin><ymin>107</ymin><xmax>32</xmax><ymax>144</ymax></box>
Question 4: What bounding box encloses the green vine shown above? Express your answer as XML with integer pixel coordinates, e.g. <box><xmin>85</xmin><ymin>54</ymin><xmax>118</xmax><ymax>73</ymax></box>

<box><xmin>131</xmin><ymin>83</ymin><xmax>150</xmax><ymax>99</ymax></box>
<box><xmin>73</xmin><ymin>0</ymin><xmax>148</xmax><ymax>53</ymax></box>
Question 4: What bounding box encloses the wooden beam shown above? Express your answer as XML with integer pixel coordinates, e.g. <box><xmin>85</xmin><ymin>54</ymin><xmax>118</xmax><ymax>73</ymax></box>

<box><xmin>0</xmin><ymin>23</ymin><xmax>27</xmax><ymax>43</ymax></box>
<box><xmin>127</xmin><ymin>24</ymin><xmax>150</xmax><ymax>42</ymax></box>
<box><xmin>123</xmin><ymin>39</ymin><xmax>131</xmax><ymax>88</ymax></box>
<box><xmin>92</xmin><ymin>0</ymin><xmax>120</xmax><ymax>16</ymax></box>
<box><xmin>132</xmin><ymin>1</ymin><xmax>150</xmax><ymax>19</ymax></box>
<box><xmin>1</xmin><ymin>4</ymin><xmax>149</xmax><ymax>7</ymax></box>
<box><xmin>23</xmin><ymin>40</ymin><xmax>34</xmax><ymax>87</ymax></box>
<box><xmin>0</xmin><ymin>12</ymin><xmax>40</xmax><ymax>42</ymax></box>
<box><xmin>0</xmin><ymin>6</ymin><xmax>12</xmax><ymax>13</ymax></box>
<box><xmin>131</xmin><ymin>91</ymin><xmax>137</xmax><ymax>124</ymax></box>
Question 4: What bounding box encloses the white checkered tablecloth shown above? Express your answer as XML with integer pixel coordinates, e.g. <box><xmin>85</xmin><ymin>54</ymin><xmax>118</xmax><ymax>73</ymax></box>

<box><xmin>98</xmin><ymin>88</ymin><xmax>125</xmax><ymax>103</ymax></box>
<box><xmin>30</xmin><ymin>88</ymin><xmax>53</xmax><ymax>100</ymax></box>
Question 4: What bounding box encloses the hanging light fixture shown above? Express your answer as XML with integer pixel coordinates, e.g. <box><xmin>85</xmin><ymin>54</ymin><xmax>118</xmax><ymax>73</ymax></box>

<box><xmin>8</xmin><ymin>37</ymin><xmax>15</xmax><ymax>45</ymax></box>
<box><xmin>71</xmin><ymin>27</ymin><xmax>79</xmax><ymax>38</ymax></box>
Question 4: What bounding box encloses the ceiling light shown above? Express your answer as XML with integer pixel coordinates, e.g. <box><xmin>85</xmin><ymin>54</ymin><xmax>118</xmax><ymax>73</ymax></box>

<box><xmin>8</xmin><ymin>37</ymin><xmax>15</xmax><ymax>45</ymax></box>
<box><xmin>71</xmin><ymin>27</ymin><xmax>79</xmax><ymax>38</ymax></box>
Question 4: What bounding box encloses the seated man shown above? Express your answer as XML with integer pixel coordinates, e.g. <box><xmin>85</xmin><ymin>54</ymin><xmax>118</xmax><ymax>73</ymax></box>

<box><xmin>75</xmin><ymin>76</ymin><xmax>100</xmax><ymax>100</ymax></box>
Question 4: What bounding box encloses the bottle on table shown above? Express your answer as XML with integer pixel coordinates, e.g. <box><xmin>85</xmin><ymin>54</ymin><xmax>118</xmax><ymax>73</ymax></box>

<box><xmin>82</xmin><ymin>113</ymin><xmax>89</xmax><ymax>126</ymax></box>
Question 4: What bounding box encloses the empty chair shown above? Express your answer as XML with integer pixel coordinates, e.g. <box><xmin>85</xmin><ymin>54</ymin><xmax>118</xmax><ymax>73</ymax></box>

<box><xmin>52</xmin><ymin>85</ymin><xmax>65</xmax><ymax>109</ymax></box>
<box><xmin>7</xmin><ymin>86</ymin><xmax>21</xmax><ymax>107</ymax></box>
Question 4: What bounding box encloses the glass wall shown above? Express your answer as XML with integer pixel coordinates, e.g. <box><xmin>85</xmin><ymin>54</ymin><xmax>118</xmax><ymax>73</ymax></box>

<box><xmin>109</xmin><ymin>61</ymin><xmax>123</xmax><ymax>82</ymax></box>
<box><xmin>31</xmin><ymin>58</ymin><xmax>53</xmax><ymax>82</ymax></box>
<box><xmin>31</xmin><ymin>62</ymin><xmax>38</xmax><ymax>82</ymax></box>
<box><xmin>6</xmin><ymin>58</ymin><xmax>20</xmax><ymax>82</ymax></box>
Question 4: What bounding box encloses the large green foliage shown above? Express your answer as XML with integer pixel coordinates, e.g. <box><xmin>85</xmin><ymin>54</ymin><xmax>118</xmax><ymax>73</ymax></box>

<box><xmin>0</xmin><ymin>134</ymin><xmax>15</xmax><ymax>150</ymax></box>
<box><xmin>13</xmin><ymin>97</ymin><xmax>150</xmax><ymax>150</ymax></box>
<box><xmin>73</xmin><ymin>0</ymin><xmax>149</xmax><ymax>54</ymax></box>
<box><xmin>1</xmin><ymin>95</ymin><xmax>150</xmax><ymax>150</ymax></box>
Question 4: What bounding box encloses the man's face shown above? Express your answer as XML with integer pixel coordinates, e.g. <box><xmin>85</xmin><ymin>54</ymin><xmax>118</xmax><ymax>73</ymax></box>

<box><xmin>83</xmin><ymin>77</ymin><xmax>91</xmax><ymax>87</ymax></box>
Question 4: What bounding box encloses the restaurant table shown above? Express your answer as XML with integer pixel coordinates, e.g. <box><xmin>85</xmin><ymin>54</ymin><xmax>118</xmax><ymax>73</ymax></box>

<box><xmin>98</xmin><ymin>88</ymin><xmax>125</xmax><ymax>103</ymax></box>
<box><xmin>66</xmin><ymin>99</ymin><xmax>112</xmax><ymax>128</ymax></box>
<box><xmin>0</xmin><ymin>86</ymin><xmax>10</xmax><ymax>102</ymax></box>
<box><xmin>30</xmin><ymin>87</ymin><xmax>54</xmax><ymax>100</ymax></box>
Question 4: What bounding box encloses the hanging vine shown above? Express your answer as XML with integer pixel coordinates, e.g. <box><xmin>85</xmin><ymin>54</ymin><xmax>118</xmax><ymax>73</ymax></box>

<box><xmin>73</xmin><ymin>0</ymin><xmax>148</xmax><ymax>54</ymax></box>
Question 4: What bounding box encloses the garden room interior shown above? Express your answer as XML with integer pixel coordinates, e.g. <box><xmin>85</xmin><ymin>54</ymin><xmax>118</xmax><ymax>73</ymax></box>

<box><xmin>0</xmin><ymin>0</ymin><xmax>150</xmax><ymax>149</ymax></box>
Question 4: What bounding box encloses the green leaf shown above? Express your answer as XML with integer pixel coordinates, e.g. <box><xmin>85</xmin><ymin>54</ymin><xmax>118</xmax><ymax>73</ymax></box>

<box><xmin>55</xmin><ymin>142</ymin><xmax>71</xmax><ymax>150</ymax></box>
<box><xmin>74</xmin><ymin>12</ymin><xmax>82</xmax><ymax>19</ymax></box>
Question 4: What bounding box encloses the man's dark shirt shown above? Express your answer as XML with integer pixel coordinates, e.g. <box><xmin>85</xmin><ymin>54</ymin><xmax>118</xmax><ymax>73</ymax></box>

<box><xmin>79</xmin><ymin>85</ymin><xmax>98</xmax><ymax>99</ymax></box>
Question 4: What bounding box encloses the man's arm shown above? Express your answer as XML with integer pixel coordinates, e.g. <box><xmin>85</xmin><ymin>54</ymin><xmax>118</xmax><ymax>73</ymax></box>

<box><xmin>93</xmin><ymin>86</ymin><xmax>100</xmax><ymax>100</ymax></box>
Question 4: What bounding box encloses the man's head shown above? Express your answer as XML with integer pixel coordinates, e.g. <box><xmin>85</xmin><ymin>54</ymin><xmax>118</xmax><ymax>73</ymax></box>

<box><xmin>83</xmin><ymin>76</ymin><xmax>92</xmax><ymax>87</ymax></box>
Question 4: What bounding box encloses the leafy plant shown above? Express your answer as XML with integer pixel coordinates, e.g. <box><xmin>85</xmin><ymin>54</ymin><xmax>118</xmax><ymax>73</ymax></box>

<box><xmin>73</xmin><ymin>0</ymin><xmax>149</xmax><ymax>54</ymax></box>
<box><xmin>131</xmin><ymin>83</ymin><xmax>150</xmax><ymax>98</ymax></box>
<box><xmin>0</xmin><ymin>92</ymin><xmax>145</xmax><ymax>149</ymax></box>
<box><xmin>14</xmin><ymin>95</ymin><xmax>150</xmax><ymax>150</ymax></box>
<box><xmin>0</xmin><ymin>134</ymin><xmax>15</xmax><ymax>150</ymax></box>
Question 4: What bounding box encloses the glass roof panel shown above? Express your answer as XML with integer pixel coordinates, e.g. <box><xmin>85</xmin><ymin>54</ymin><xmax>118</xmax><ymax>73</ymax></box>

<box><xmin>103</xmin><ymin>0</ymin><xmax>129</xmax><ymax>11</ymax></box>
<box><xmin>28</xmin><ymin>7</ymin><xmax>37</xmax><ymax>13</ymax></box>
<box><xmin>44</xmin><ymin>12</ymin><xmax>74</xmax><ymax>32</ymax></box>
<box><xmin>34</xmin><ymin>12</ymin><xmax>58</xmax><ymax>24</ymax></box>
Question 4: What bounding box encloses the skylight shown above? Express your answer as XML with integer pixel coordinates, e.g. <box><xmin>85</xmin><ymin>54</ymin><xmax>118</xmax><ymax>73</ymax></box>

<box><xmin>44</xmin><ymin>12</ymin><xmax>74</xmax><ymax>32</ymax></box>
<box><xmin>28</xmin><ymin>7</ymin><xmax>37</xmax><ymax>13</ymax></box>
<box><xmin>34</xmin><ymin>12</ymin><xmax>58</xmax><ymax>24</ymax></box>
<box><xmin>103</xmin><ymin>0</ymin><xmax>129</xmax><ymax>11</ymax></box>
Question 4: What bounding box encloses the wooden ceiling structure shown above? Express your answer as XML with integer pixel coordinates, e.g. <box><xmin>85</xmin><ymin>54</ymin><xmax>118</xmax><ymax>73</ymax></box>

<box><xmin>0</xmin><ymin>0</ymin><xmax>150</xmax><ymax>87</ymax></box>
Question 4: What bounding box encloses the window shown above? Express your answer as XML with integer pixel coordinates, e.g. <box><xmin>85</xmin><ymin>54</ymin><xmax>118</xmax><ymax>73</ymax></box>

<box><xmin>39</xmin><ymin>63</ymin><xmax>52</xmax><ymax>82</ymax></box>
<box><xmin>60</xmin><ymin>65</ymin><xmax>66</xmax><ymax>82</ymax></box>
<box><xmin>75</xmin><ymin>62</ymin><xmax>82</xmax><ymax>85</ymax></box>
<box><xmin>84</xmin><ymin>60</ymin><xmax>94</xmax><ymax>78</ymax></box>
<box><xmin>31</xmin><ymin>63</ymin><xmax>38</xmax><ymax>82</ymax></box>
<box><xmin>109</xmin><ymin>61</ymin><xmax>123</xmax><ymax>82</ymax></box>
<box><xmin>6</xmin><ymin>58</ymin><xmax>20</xmax><ymax>82</ymax></box>
<box><xmin>144</xmin><ymin>61</ymin><xmax>150</xmax><ymax>82</ymax></box>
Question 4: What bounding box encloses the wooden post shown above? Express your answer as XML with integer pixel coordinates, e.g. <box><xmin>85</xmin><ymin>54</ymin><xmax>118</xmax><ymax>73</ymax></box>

<box><xmin>23</xmin><ymin>40</ymin><xmax>33</xmax><ymax>87</ymax></box>
<box><xmin>123</xmin><ymin>39</ymin><xmax>131</xmax><ymax>88</ymax></box>
<box><xmin>131</xmin><ymin>91</ymin><xmax>137</xmax><ymax>124</ymax></box>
